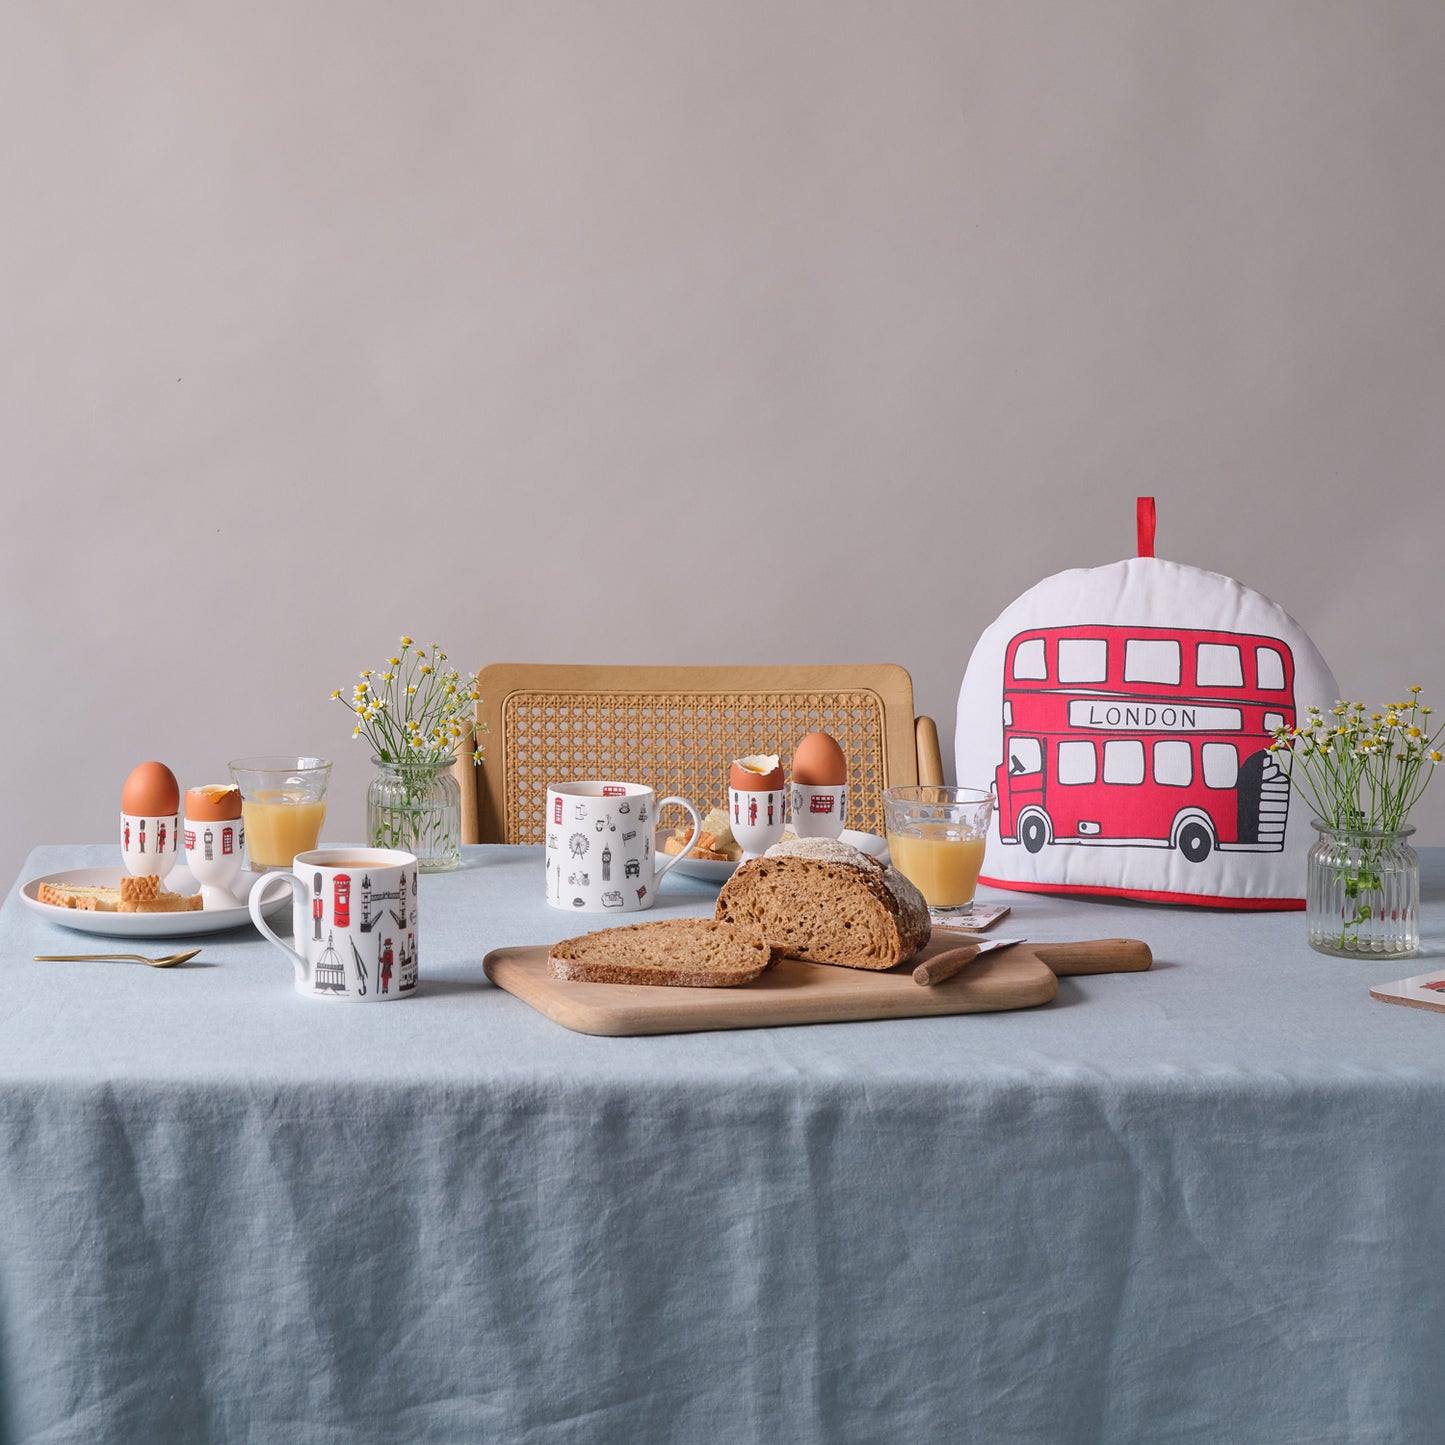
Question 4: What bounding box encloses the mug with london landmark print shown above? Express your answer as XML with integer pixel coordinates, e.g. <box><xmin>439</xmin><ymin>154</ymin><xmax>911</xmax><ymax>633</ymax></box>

<box><xmin>545</xmin><ymin>782</ymin><xmax>700</xmax><ymax>912</ymax></box>
<box><xmin>249</xmin><ymin>847</ymin><xmax>419</xmax><ymax>1000</ymax></box>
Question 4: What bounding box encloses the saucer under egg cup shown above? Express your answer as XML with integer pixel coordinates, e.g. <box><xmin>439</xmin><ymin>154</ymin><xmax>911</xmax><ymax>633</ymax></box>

<box><xmin>121</xmin><ymin>813</ymin><xmax>180</xmax><ymax>881</ymax></box>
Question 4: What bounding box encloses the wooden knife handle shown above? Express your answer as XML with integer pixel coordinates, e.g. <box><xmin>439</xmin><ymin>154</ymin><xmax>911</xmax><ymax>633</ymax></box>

<box><xmin>1032</xmin><ymin>938</ymin><xmax>1152</xmax><ymax>975</ymax></box>
<box><xmin>912</xmin><ymin>944</ymin><xmax>981</xmax><ymax>987</ymax></box>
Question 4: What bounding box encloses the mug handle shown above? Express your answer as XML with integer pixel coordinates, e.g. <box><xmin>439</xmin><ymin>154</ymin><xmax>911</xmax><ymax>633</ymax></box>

<box><xmin>653</xmin><ymin>796</ymin><xmax>702</xmax><ymax>887</ymax></box>
<box><xmin>248</xmin><ymin>873</ymin><xmax>309</xmax><ymax>988</ymax></box>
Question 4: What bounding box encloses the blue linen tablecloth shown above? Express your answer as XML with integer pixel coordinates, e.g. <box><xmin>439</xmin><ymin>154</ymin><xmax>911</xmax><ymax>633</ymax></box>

<box><xmin>2</xmin><ymin>843</ymin><xmax>1444</xmax><ymax>1445</ymax></box>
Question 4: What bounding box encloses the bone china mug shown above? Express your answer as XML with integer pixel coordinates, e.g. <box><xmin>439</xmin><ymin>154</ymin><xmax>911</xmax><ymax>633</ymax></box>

<box><xmin>249</xmin><ymin>847</ymin><xmax>419</xmax><ymax>1000</ymax></box>
<box><xmin>545</xmin><ymin>782</ymin><xmax>700</xmax><ymax>912</ymax></box>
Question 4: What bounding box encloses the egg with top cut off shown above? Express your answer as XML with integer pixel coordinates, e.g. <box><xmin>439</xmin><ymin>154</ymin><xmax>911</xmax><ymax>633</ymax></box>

<box><xmin>729</xmin><ymin>753</ymin><xmax>785</xmax><ymax>791</ymax></box>
<box><xmin>184</xmin><ymin>783</ymin><xmax>243</xmax><ymax>821</ymax></box>
<box><xmin>791</xmin><ymin>731</ymin><xmax>847</xmax><ymax>787</ymax></box>
<box><xmin>122</xmin><ymin>761</ymin><xmax>180</xmax><ymax>816</ymax></box>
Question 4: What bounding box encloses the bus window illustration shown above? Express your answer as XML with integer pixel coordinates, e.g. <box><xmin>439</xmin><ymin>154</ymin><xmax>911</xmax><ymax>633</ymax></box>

<box><xmin>994</xmin><ymin>625</ymin><xmax>1295</xmax><ymax>861</ymax></box>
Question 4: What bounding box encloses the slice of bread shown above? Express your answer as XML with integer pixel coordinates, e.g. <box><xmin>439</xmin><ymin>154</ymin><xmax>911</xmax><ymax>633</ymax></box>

<box><xmin>548</xmin><ymin>918</ymin><xmax>775</xmax><ymax>987</ymax></box>
<box><xmin>118</xmin><ymin>893</ymin><xmax>203</xmax><ymax>914</ymax></box>
<box><xmin>37</xmin><ymin>875</ymin><xmax>193</xmax><ymax>913</ymax></box>
<box><xmin>37</xmin><ymin>881</ymin><xmax>121</xmax><ymax>911</ymax></box>
<box><xmin>715</xmin><ymin>838</ymin><xmax>931</xmax><ymax>970</ymax></box>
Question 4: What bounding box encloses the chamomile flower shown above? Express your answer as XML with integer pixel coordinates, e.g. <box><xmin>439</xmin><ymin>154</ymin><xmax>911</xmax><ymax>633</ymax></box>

<box><xmin>1277</xmin><ymin>687</ymin><xmax>1444</xmax><ymax>833</ymax></box>
<box><xmin>332</xmin><ymin>638</ymin><xmax>485</xmax><ymax>768</ymax></box>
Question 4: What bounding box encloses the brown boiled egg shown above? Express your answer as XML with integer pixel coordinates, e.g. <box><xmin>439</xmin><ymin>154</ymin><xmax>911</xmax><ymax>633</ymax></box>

<box><xmin>121</xmin><ymin>761</ymin><xmax>180</xmax><ymax>817</ymax></box>
<box><xmin>791</xmin><ymin>731</ymin><xmax>847</xmax><ymax>787</ymax></box>
<box><xmin>729</xmin><ymin>753</ymin><xmax>785</xmax><ymax>791</ymax></box>
<box><xmin>184</xmin><ymin>783</ymin><xmax>243</xmax><ymax>821</ymax></box>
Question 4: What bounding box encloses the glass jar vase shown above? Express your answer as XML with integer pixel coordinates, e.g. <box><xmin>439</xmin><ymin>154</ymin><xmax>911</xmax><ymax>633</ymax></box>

<box><xmin>1305</xmin><ymin>820</ymin><xmax>1419</xmax><ymax>958</ymax></box>
<box><xmin>366</xmin><ymin>756</ymin><xmax>463</xmax><ymax>873</ymax></box>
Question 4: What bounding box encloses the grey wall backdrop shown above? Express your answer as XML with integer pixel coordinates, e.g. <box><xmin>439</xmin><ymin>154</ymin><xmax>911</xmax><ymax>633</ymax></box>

<box><xmin>3</xmin><ymin>2</ymin><xmax>1442</xmax><ymax>893</ymax></box>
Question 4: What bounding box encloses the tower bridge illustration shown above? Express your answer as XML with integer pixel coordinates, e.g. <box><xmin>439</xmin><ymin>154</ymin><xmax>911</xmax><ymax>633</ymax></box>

<box><xmin>354</xmin><ymin>870</ymin><xmax>411</xmax><ymax>932</ymax></box>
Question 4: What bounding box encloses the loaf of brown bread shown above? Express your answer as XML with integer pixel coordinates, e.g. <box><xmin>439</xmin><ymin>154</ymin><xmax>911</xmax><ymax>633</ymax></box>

<box><xmin>715</xmin><ymin>838</ymin><xmax>931</xmax><ymax>970</ymax></box>
<box><xmin>548</xmin><ymin>918</ymin><xmax>776</xmax><ymax>987</ymax></box>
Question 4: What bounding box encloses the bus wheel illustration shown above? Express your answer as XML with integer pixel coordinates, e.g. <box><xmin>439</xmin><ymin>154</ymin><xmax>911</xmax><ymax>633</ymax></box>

<box><xmin>1175</xmin><ymin>817</ymin><xmax>1215</xmax><ymax>863</ymax></box>
<box><xmin>1018</xmin><ymin>808</ymin><xmax>1051</xmax><ymax>855</ymax></box>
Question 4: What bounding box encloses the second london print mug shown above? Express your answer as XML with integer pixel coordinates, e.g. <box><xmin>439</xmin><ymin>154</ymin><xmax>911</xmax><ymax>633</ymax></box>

<box><xmin>545</xmin><ymin>782</ymin><xmax>700</xmax><ymax>912</ymax></box>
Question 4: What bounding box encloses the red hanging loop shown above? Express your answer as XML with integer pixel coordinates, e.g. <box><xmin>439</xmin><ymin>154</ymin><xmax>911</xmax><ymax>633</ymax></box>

<box><xmin>1136</xmin><ymin>496</ymin><xmax>1156</xmax><ymax>558</ymax></box>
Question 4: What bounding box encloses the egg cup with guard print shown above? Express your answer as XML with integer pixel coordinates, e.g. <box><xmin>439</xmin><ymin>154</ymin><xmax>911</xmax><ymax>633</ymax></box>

<box><xmin>121</xmin><ymin>811</ymin><xmax>180</xmax><ymax>880</ymax></box>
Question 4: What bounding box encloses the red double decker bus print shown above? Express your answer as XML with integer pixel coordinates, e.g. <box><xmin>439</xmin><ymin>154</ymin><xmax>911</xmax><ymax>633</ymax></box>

<box><xmin>995</xmin><ymin>624</ymin><xmax>1295</xmax><ymax>862</ymax></box>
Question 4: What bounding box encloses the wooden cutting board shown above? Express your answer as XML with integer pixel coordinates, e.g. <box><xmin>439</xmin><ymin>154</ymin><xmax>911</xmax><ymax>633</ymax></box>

<box><xmin>483</xmin><ymin>934</ymin><xmax>1151</xmax><ymax>1037</ymax></box>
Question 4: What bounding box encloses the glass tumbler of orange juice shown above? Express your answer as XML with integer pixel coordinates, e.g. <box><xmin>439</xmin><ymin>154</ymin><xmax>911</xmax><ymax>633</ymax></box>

<box><xmin>229</xmin><ymin>756</ymin><xmax>332</xmax><ymax>871</ymax></box>
<box><xmin>883</xmin><ymin>785</ymin><xmax>994</xmax><ymax>918</ymax></box>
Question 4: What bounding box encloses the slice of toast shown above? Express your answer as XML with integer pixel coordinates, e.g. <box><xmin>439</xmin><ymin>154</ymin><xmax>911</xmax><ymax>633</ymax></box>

<box><xmin>118</xmin><ymin>892</ymin><xmax>203</xmax><ymax>914</ymax></box>
<box><xmin>38</xmin><ymin>875</ymin><xmax>189</xmax><ymax>913</ymax></box>
<box><xmin>548</xmin><ymin>918</ymin><xmax>775</xmax><ymax>987</ymax></box>
<box><xmin>37</xmin><ymin>881</ymin><xmax>122</xmax><ymax>911</ymax></box>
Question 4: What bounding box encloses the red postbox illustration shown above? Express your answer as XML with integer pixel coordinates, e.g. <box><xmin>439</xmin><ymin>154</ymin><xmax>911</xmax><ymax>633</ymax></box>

<box><xmin>334</xmin><ymin>874</ymin><xmax>351</xmax><ymax>928</ymax></box>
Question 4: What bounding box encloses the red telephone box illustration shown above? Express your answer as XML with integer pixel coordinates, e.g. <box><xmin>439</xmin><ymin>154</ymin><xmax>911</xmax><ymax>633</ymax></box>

<box><xmin>554</xmin><ymin>797</ymin><xmax>563</xmax><ymax>825</ymax></box>
<box><xmin>995</xmin><ymin>624</ymin><xmax>1295</xmax><ymax>863</ymax></box>
<box><xmin>333</xmin><ymin>874</ymin><xmax>351</xmax><ymax>928</ymax></box>
<box><xmin>222</xmin><ymin>825</ymin><xmax>234</xmax><ymax>855</ymax></box>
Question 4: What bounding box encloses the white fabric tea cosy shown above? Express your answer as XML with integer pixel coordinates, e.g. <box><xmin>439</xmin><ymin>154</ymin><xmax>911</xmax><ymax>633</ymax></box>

<box><xmin>954</xmin><ymin>501</ymin><xmax>1338</xmax><ymax>909</ymax></box>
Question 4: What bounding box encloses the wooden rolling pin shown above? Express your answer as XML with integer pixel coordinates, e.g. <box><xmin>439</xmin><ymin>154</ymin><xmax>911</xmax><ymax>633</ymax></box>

<box><xmin>913</xmin><ymin>937</ymin><xmax>1153</xmax><ymax>987</ymax></box>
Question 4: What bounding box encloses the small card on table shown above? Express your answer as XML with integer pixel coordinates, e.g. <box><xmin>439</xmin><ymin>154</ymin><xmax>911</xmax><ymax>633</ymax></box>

<box><xmin>929</xmin><ymin>903</ymin><xmax>1011</xmax><ymax>934</ymax></box>
<box><xmin>1370</xmin><ymin>968</ymin><xmax>1445</xmax><ymax>1015</ymax></box>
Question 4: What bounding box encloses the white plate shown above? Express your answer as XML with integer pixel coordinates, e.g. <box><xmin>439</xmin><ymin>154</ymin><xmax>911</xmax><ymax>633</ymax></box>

<box><xmin>656</xmin><ymin>829</ymin><xmax>891</xmax><ymax>884</ymax></box>
<box><xmin>21</xmin><ymin>865</ymin><xmax>290</xmax><ymax>938</ymax></box>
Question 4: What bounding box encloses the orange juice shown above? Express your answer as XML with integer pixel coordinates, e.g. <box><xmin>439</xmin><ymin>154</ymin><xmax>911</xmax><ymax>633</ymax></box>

<box><xmin>886</xmin><ymin>825</ymin><xmax>987</xmax><ymax>908</ymax></box>
<box><xmin>242</xmin><ymin>793</ymin><xmax>327</xmax><ymax>870</ymax></box>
